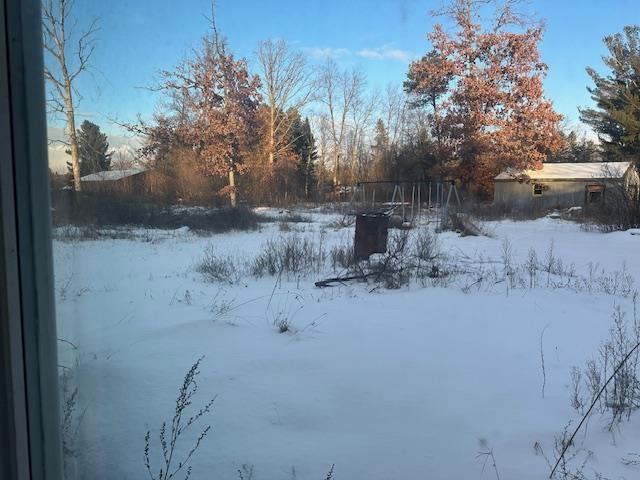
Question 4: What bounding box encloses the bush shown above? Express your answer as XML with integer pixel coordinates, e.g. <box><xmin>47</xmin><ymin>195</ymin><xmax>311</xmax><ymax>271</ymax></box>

<box><xmin>251</xmin><ymin>235</ymin><xmax>324</xmax><ymax>277</ymax></box>
<box><xmin>170</xmin><ymin>206</ymin><xmax>261</xmax><ymax>233</ymax></box>
<box><xmin>51</xmin><ymin>191</ymin><xmax>262</xmax><ymax>233</ymax></box>
<box><xmin>278</xmin><ymin>221</ymin><xmax>292</xmax><ymax>232</ymax></box>
<box><xmin>329</xmin><ymin>242</ymin><xmax>355</xmax><ymax>271</ymax></box>
<box><xmin>582</xmin><ymin>185</ymin><xmax>640</xmax><ymax>232</ymax></box>
<box><xmin>52</xmin><ymin>225</ymin><xmax>157</xmax><ymax>242</ymax></box>
<box><xmin>195</xmin><ymin>247</ymin><xmax>240</xmax><ymax>283</ymax></box>
<box><xmin>280</xmin><ymin>212</ymin><xmax>312</xmax><ymax>223</ymax></box>
<box><xmin>328</xmin><ymin>213</ymin><xmax>354</xmax><ymax>229</ymax></box>
<box><xmin>412</xmin><ymin>228</ymin><xmax>439</xmax><ymax>262</ymax></box>
<box><xmin>569</xmin><ymin>301</ymin><xmax>640</xmax><ymax>427</ymax></box>
<box><xmin>370</xmin><ymin>229</ymin><xmax>413</xmax><ymax>289</ymax></box>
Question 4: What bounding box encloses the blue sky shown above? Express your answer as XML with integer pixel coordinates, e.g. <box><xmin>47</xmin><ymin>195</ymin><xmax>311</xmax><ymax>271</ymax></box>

<box><xmin>64</xmin><ymin>0</ymin><xmax>640</xmax><ymax>138</ymax></box>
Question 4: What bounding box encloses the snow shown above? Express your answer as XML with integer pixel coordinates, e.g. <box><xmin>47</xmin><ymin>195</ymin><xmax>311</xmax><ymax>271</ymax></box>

<box><xmin>495</xmin><ymin>161</ymin><xmax>631</xmax><ymax>180</ymax></box>
<box><xmin>80</xmin><ymin>168</ymin><xmax>147</xmax><ymax>182</ymax></box>
<box><xmin>53</xmin><ymin>211</ymin><xmax>640</xmax><ymax>480</ymax></box>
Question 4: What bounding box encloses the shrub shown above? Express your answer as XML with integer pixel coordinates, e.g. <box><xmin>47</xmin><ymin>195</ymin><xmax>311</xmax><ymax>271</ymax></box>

<box><xmin>172</xmin><ymin>206</ymin><xmax>262</xmax><ymax>233</ymax></box>
<box><xmin>372</xmin><ymin>229</ymin><xmax>413</xmax><ymax>289</ymax></box>
<box><xmin>195</xmin><ymin>247</ymin><xmax>240</xmax><ymax>283</ymax></box>
<box><xmin>329</xmin><ymin>213</ymin><xmax>355</xmax><ymax>229</ymax></box>
<box><xmin>535</xmin><ymin>422</ymin><xmax>594</xmax><ymax>480</ymax></box>
<box><xmin>52</xmin><ymin>225</ymin><xmax>157</xmax><ymax>242</ymax></box>
<box><xmin>329</xmin><ymin>242</ymin><xmax>355</xmax><ymax>271</ymax></box>
<box><xmin>412</xmin><ymin>228</ymin><xmax>439</xmax><ymax>262</ymax></box>
<box><xmin>569</xmin><ymin>301</ymin><xmax>640</xmax><ymax>427</ymax></box>
<box><xmin>581</xmin><ymin>178</ymin><xmax>640</xmax><ymax>232</ymax></box>
<box><xmin>251</xmin><ymin>235</ymin><xmax>324</xmax><ymax>277</ymax></box>
<box><xmin>278</xmin><ymin>221</ymin><xmax>292</xmax><ymax>232</ymax></box>
<box><xmin>280</xmin><ymin>212</ymin><xmax>311</xmax><ymax>223</ymax></box>
<box><xmin>51</xmin><ymin>191</ymin><xmax>262</xmax><ymax>233</ymax></box>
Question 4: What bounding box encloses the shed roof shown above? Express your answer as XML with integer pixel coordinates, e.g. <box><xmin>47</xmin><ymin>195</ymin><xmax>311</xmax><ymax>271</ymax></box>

<box><xmin>81</xmin><ymin>168</ymin><xmax>146</xmax><ymax>182</ymax></box>
<box><xmin>495</xmin><ymin>162</ymin><xmax>632</xmax><ymax>181</ymax></box>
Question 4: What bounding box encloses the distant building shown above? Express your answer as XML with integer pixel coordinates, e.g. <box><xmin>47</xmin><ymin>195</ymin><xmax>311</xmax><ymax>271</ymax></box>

<box><xmin>80</xmin><ymin>168</ymin><xmax>148</xmax><ymax>195</ymax></box>
<box><xmin>493</xmin><ymin>161</ymin><xmax>638</xmax><ymax>211</ymax></box>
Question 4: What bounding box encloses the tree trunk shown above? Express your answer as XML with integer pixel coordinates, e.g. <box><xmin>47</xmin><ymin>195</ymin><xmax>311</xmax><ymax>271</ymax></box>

<box><xmin>305</xmin><ymin>153</ymin><xmax>310</xmax><ymax>199</ymax></box>
<box><xmin>268</xmin><ymin>123</ymin><xmax>274</xmax><ymax>165</ymax></box>
<box><xmin>67</xmin><ymin>118</ymin><xmax>81</xmax><ymax>191</ymax></box>
<box><xmin>268</xmin><ymin>108</ymin><xmax>275</xmax><ymax>166</ymax></box>
<box><xmin>333</xmin><ymin>152</ymin><xmax>340</xmax><ymax>187</ymax></box>
<box><xmin>228</xmin><ymin>168</ymin><xmax>237</xmax><ymax>207</ymax></box>
<box><xmin>64</xmin><ymin>71</ymin><xmax>81</xmax><ymax>191</ymax></box>
<box><xmin>432</xmin><ymin>94</ymin><xmax>442</xmax><ymax>169</ymax></box>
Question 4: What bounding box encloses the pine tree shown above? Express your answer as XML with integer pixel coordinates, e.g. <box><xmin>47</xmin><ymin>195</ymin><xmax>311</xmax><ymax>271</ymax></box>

<box><xmin>405</xmin><ymin>50</ymin><xmax>451</xmax><ymax>172</ymax></box>
<box><xmin>580</xmin><ymin>25</ymin><xmax>640</xmax><ymax>161</ymax></box>
<box><xmin>292</xmin><ymin>116</ymin><xmax>318</xmax><ymax>199</ymax></box>
<box><xmin>76</xmin><ymin>120</ymin><xmax>111</xmax><ymax>175</ymax></box>
<box><xmin>371</xmin><ymin>119</ymin><xmax>391</xmax><ymax>180</ymax></box>
<box><xmin>548</xmin><ymin>130</ymin><xmax>599</xmax><ymax>163</ymax></box>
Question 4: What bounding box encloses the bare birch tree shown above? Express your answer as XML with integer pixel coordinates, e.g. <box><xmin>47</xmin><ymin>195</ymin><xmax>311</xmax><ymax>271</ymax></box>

<box><xmin>42</xmin><ymin>0</ymin><xmax>99</xmax><ymax>192</ymax></box>
<box><xmin>256</xmin><ymin>39</ymin><xmax>314</xmax><ymax>167</ymax></box>
<box><xmin>317</xmin><ymin>60</ymin><xmax>365</xmax><ymax>187</ymax></box>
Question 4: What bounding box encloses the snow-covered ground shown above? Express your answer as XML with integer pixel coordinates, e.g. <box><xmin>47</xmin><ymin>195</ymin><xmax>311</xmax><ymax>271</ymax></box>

<box><xmin>53</xmin><ymin>210</ymin><xmax>640</xmax><ymax>480</ymax></box>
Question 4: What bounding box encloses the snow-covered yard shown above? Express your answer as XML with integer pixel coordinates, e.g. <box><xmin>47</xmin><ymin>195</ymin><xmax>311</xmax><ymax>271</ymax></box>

<box><xmin>54</xmin><ymin>211</ymin><xmax>640</xmax><ymax>480</ymax></box>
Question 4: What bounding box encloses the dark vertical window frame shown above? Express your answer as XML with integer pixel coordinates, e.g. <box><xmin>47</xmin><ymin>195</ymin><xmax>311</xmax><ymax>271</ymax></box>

<box><xmin>1</xmin><ymin>0</ymin><xmax>62</xmax><ymax>479</ymax></box>
<box><xmin>0</xmin><ymin>2</ymin><xmax>29</xmax><ymax>478</ymax></box>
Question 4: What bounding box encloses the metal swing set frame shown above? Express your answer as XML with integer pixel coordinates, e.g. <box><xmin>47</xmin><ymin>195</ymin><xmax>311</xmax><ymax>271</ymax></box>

<box><xmin>347</xmin><ymin>179</ymin><xmax>463</xmax><ymax>226</ymax></box>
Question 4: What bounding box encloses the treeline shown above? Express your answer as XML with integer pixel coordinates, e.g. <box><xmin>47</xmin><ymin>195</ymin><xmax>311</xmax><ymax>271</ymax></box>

<box><xmin>130</xmin><ymin>0</ymin><xmax>568</xmax><ymax>204</ymax></box>
<box><xmin>126</xmin><ymin>33</ymin><xmax>435</xmax><ymax>206</ymax></box>
<box><xmin>44</xmin><ymin>0</ymin><xmax>640</xmax><ymax>206</ymax></box>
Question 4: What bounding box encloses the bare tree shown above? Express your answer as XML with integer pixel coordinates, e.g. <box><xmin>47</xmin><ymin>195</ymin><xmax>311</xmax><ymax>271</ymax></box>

<box><xmin>311</xmin><ymin>114</ymin><xmax>331</xmax><ymax>199</ymax></box>
<box><xmin>346</xmin><ymin>90</ymin><xmax>377</xmax><ymax>183</ymax></box>
<box><xmin>42</xmin><ymin>0</ymin><xmax>99</xmax><ymax>192</ymax></box>
<box><xmin>382</xmin><ymin>84</ymin><xmax>408</xmax><ymax>153</ymax></box>
<box><xmin>381</xmin><ymin>84</ymin><xmax>408</xmax><ymax>178</ymax></box>
<box><xmin>317</xmin><ymin>60</ymin><xmax>365</xmax><ymax>187</ymax></box>
<box><xmin>257</xmin><ymin>39</ymin><xmax>314</xmax><ymax>167</ymax></box>
<box><xmin>110</xmin><ymin>147</ymin><xmax>139</xmax><ymax>171</ymax></box>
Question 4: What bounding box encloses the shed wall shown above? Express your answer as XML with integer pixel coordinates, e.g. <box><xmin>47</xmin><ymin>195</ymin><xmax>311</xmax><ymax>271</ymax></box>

<box><xmin>493</xmin><ymin>179</ymin><xmax>620</xmax><ymax>211</ymax></box>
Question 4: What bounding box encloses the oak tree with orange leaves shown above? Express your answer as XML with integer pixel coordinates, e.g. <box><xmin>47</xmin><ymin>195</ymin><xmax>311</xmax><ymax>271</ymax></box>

<box><xmin>159</xmin><ymin>22</ymin><xmax>261</xmax><ymax>206</ymax></box>
<box><xmin>406</xmin><ymin>0</ymin><xmax>565</xmax><ymax>196</ymax></box>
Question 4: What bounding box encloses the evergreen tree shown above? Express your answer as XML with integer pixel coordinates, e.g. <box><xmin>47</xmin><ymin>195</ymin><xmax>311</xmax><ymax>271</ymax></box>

<box><xmin>371</xmin><ymin>119</ymin><xmax>391</xmax><ymax>180</ymax></box>
<box><xmin>75</xmin><ymin>120</ymin><xmax>111</xmax><ymax>175</ymax></box>
<box><xmin>548</xmin><ymin>130</ymin><xmax>600</xmax><ymax>163</ymax></box>
<box><xmin>580</xmin><ymin>25</ymin><xmax>640</xmax><ymax>161</ymax></box>
<box><xmin>292</xmin><ymin>116</ymin><xmax>318</xmax><ymax>199</ymax></box>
